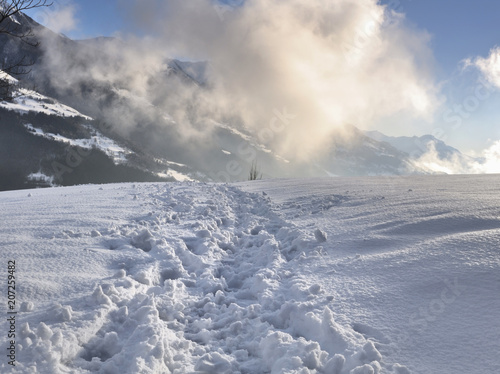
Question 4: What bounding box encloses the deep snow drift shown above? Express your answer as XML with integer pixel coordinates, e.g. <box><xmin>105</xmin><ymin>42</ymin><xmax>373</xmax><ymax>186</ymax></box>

<box><xmin>1</xmin><ymin>175</ymin><xmax>499</xmax><ymax>373</ymax></box>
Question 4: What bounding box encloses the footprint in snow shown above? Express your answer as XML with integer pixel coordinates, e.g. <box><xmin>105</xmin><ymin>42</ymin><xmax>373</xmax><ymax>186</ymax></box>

<box><xmin>314</xmin><ymin>228</ymin><xmax>327</xmax><ymax>243</ymax></box>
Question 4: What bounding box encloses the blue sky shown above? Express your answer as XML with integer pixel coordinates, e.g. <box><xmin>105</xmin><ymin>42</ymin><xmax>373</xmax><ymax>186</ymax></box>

<box><xmin>385</xmin><ymin>0</ymin><xmax>500</xmax><ymax>76</ymax></box>
<box><xmin>26</xmin><ymin>0</ymin><xmax>125</xmax><ymax>40</ymax></box>
<box><xmin>26</xmin><ymin>0</ymin><xmax>500</xmax><ymax>153</ymax></box>
<box><xmin>378</xmin><ymin>0</ymin><xmax>500</xmax><ymax>152</ymax></box>
<box><xmin>30</xmin><ymin>0</ymin><xmax>500</xmax><ymax>75</ymax></box>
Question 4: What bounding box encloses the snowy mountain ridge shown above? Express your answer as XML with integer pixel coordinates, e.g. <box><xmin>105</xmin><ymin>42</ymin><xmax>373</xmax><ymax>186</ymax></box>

<box><xmin>0</xmin><ymin>62</ymin><xmax>468</xmax><ymax>192</ymax></box>
<box><xmin>365</xmin><ymin>130</ymin><xmax>465</xmax><ymax>160</ymax></box>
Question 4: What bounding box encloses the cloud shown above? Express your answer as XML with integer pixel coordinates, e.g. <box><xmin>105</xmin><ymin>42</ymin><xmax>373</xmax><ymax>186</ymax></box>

<box><xmin>412</xmin><ymin>140</ymin><xmax>500</xmax><ymax>175</ymax></box>
<box><xmin>411</xmin><ymin>142</ymin><xmax>475</xmax><ymax>175</ymax></box>
<box><xmin>43</xmin><ymin>3</ymin><xmax>79</xmax><ymax>34</ymax></box>
<box><xmin>120</xmin><ymin>0</ymin><xmax>439</xmax><ymax>160</ymax></box>
<box><xmin>439</xmin><ymin>47</ymin><xmax>500</xmax><ymax>174</ymax></box>
<box><xmin>40</xmin><ymin>0</ymin><xmax>440</xmax><ymax>164</ymax></box>
<box><xmin>478</xmin><ymin>140</ymin><xmax>500</xmax><ymax>174</ymax></box>
<box><xmin>466</xmin><ymin>46</ymin><xmax>500</xmax><ymax>89</ymax></box>
<box><xmin>469</xmin><ymin>141</ymin><xmax>500</xmax><ymax>174</ymax></box>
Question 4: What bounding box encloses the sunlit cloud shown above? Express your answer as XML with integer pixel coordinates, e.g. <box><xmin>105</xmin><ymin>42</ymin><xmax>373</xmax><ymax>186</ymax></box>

<box><xmin>412</xmin><ymin>139</ymin><xmax>500</xmax><ymax>175</ymax></box>
<box><xmin>466</xmin><ymin>46</ymin><xmax>500</xmax><ymax>89</ymax></box>
<box><xmin>471</xmin><ymin>140</ymin><xmax>500</xmax><ymax>174</ymax></box>
<box><xmin>40</xmin><ymin>0</ymin><xmax>440</xmax><ymax>163</ymax></box>
<box><xmin>439</xmin><ymin>47</ymin><xmax>500</xmax><ymax>174</ymax></box>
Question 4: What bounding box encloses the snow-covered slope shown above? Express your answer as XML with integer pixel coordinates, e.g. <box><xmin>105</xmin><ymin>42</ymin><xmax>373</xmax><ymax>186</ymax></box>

<box><xmin>364</xmin><ymin>130</ymin><xmax>484</xmax><ymax>174</ymax></box>
<box><xmin>0</xmin><ymin>87</ymin><xmax>93</xmax><ymax>119</ymax></box>
<box><xmin>365</xmin><ymin>130</ymin><xmax>465</xmax><ymax>160</ymax></box>
<box><xmin>23</xmin><ymin>123</ymin><xmax>132</xmax><ymax>164</ymax></box>
<box><xmin>1</xmin><ymin>176</ymin><xmax>498</xmax><ymax>373</ymax></box>
<box><xmin>322</xmin><ymin>126</ymin><xmax>423</xmax><ymax>176</ymax></box>
<box><xmin>0</xmin><ymin>71</ymin><xmax>199</xmax><ymax>190</ymax></box>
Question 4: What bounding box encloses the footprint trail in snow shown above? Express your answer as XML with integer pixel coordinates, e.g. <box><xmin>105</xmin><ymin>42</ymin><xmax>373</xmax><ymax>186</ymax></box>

<box><xmin>2</xmin><ymin>182</ymin><xmax>409</xmax><ymax>373</ymax></box>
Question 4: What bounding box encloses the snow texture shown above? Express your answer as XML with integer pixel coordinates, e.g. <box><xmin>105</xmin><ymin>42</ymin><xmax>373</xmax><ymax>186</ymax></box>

<box><xmin>23</xmin><ymin>124</ymin><xmax>131</xmax><ymax>165</ymax></box>
<box><xmin>0</xmin><ymin>88</ymin><xmax>93</xmax><ymax>119</ymax></box>
<box><xmin>1</xmin><ymin>175</ymin><xmax>499</xmax><ymax>373</ymax></box>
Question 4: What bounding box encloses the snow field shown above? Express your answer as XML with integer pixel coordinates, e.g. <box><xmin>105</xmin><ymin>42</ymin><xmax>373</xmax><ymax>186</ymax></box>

<box><xmin>1</xmin><ymin>182</ymin><xmax>409</xmax><ymax>373</ymax></box>
<box><xmin>1</xmin><ymin>174</ymin><xmax>499</xmax><ymax>373</ymax></box>
<box><xmin>241</xmin><ymin>175</ymin><xmax>500</xmax><ymax>374</ymax></box>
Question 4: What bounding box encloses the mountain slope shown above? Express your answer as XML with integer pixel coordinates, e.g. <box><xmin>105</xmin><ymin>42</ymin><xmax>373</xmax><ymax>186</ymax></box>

<box><xmin>365</xmin><ymin>130</ymin><xmax>470</xmax><ymax>161</ymax></box>
<box><xmin>320</xmin><ymin>125</ymin><xmax>425</xmax><ymax>176</ymax></box>
<box><xmin>0</xmin><ymin>79</ymin><xmax>188</xmax><ymax>190</ymax></box>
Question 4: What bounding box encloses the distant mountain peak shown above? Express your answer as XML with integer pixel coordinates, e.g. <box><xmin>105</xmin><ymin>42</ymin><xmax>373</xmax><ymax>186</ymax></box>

<box><xmin>365</xmin><ymin>130</ymin><xmax>463</xmax><ymax>160</ymax></box>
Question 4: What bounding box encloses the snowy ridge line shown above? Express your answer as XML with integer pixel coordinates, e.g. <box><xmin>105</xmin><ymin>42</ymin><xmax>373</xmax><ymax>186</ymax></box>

<box><xmin>24</xmin><ymin>123</ymin><xmax>132</xmax><ymax>164</ymax></box>
<box><xmin>4</xmin><ymin>182</ymin><xmax>410</xmax><ymax>373</ymax></box>
<box><xmin>0</xmin><ymin>70</ymin><xmax>19</xmax><ymax>84</ymax></box>
<box><xmin>209</xmin><ymin>119</ymin><xmax>289</xmax><ymax>162</ymax></box>
<box><xmin>0</xmin><ymin>88</ymin><xmax>93</xmax><ymax>120</ymax></box>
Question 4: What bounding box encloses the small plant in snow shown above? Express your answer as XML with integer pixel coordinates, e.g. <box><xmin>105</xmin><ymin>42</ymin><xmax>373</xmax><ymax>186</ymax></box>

<box><xmin>248</xmin><ymin>160</ymin><xmax>262</xmax><ymax>181</ymax></box>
